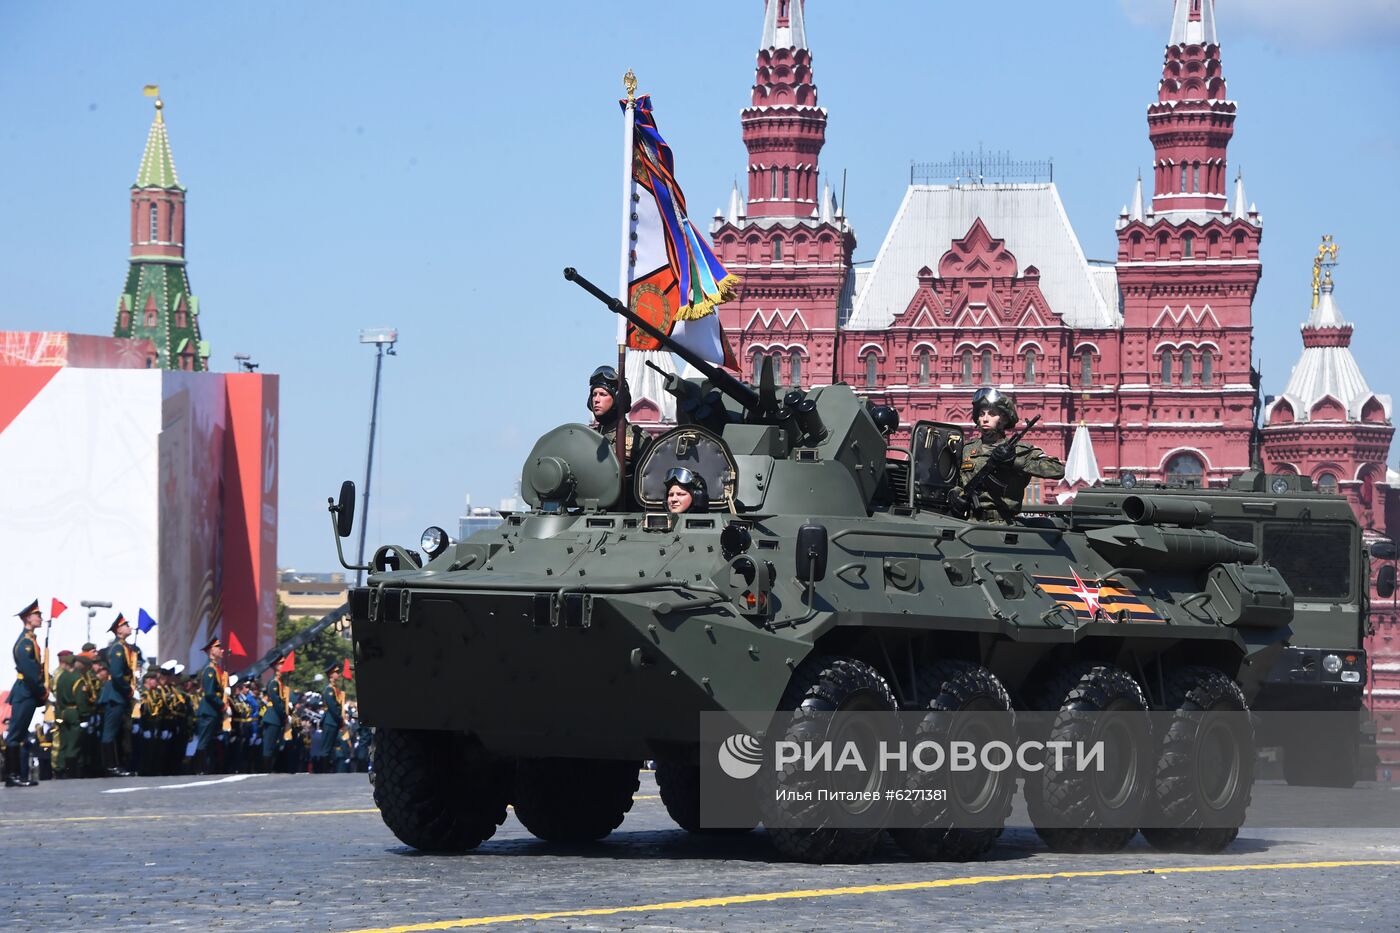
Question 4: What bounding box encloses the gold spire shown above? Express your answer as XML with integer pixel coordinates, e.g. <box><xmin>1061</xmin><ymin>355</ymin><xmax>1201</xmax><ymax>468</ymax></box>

<box><xmin>1311</xmin><ymin>234</ymin><xmax>1338</xmax><ymax>308</ymax></box>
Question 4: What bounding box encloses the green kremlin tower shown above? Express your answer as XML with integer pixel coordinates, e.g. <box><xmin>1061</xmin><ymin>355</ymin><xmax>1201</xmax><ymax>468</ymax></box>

<box><xmin>112</xmin><ymin>89</ymin><xmax>208</xmax><ymax>370</ymax></box>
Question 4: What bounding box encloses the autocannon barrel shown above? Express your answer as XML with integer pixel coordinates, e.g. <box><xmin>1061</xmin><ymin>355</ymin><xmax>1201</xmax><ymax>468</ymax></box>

<box><xmin>563</xmin><ymin>267</ymin><xmax>762</xmax><ymax>413</ymax></box>
<box><xmin>1122</xmin><ymin>495</ymin><xmax>1214</xmax><ymax>528</ymax></box>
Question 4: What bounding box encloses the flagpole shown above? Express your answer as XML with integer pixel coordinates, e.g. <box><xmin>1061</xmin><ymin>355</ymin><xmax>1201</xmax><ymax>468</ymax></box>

<box><xmin>616</xmin><ymin>69</ymin><xmax>639</xmax><ymax>501</ymax></box>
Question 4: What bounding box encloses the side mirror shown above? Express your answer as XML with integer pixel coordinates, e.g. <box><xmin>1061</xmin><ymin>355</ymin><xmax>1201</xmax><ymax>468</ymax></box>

<box><xmin>1370</xmin><ymin>540</ymin><xmax>1398</xmax><ymax>561</ymax></box>
<box><xmin>336</xmin><ymin>480</ymin><xmax>356</xmax><ymax>538</ymax></box>
<box><xmin>796</xmin><ymin>523</ymin><xmax>828</xmax><ymax>583</ymax></box>
<box><xmin>1377</xmin><ymin>564</ymin><xmax>1397</xmax><ymax>600</ymax></box>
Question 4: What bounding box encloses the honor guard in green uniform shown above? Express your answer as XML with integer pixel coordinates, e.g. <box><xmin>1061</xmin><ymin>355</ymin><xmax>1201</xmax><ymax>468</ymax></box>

<box><xmin>227</xmin><ymin>675</ymin><xmax>250</xmax><ymax>773</ymax></box>
<box><xmin>98</xmin><ymin>614</ymin><xmax>137</xmax><ymax>777</ymax></box>
<box><xmin>52</xmin><ymin>650</ymin><xmax>82</xmax><ymax>778</ymax></box>
<box><xmin>194</xmin><ymin>638</ymin><xmax>229</xmax><ymax>774</ymax></box>
<box><xmin>953</xmin><ymin>388</ymin><xmax>1064</xmax><ymax>523</ymax></box>
<box><xmin>316</xmin><ymin>663</ymin><xmax>346</xmax><ymax>773</ymax></box>
<box><xmin>261</xmin><ymin>661</ymin><xmax>291</xmax><ymax>772</ymax></box>
<box><xmin>5</xmin><ymin>600</ymin><xmax>46</xmax><ymax>787</ymax></box>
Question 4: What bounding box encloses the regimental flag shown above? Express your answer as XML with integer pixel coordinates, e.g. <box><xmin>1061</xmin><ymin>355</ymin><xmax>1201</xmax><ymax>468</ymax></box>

<box><xmin>623</xmin><ymin>95</ymin><xmax>738</xmax><ymax>368</ymax></box>
<box><xmin>279</xmin><ymin>651</ymin><xmax>296</xmax><ymax>673</ymax></box>
<box><xmin>342</xmin><ymin>657</ymin><xmax>354</xmax><ymax>681</ymax></box>
<box><xmin>227</xmin><ymin>630</ymin><xmax>247</xmax><ymax>656</ymax></box>
<box><xmin>1034</xmin><ymin>570</ymin><xmax>1164</xmax><ymax>624</ymax></box>
<box><xmin>137</xmin><ymin>608</ymin><xmax>157</xmax><ymax>633</ymax></box>
<box><xmin>50</xmin><ymin>598</ymin><xmax>68</xmax><ymax>619</ymax></box>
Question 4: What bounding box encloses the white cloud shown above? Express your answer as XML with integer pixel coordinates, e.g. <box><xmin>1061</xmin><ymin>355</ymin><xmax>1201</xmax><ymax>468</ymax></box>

<box><xmin>1120</xmin><ymin>0</ymin><xmax>1400</xmax><ymax>47</ymax></box>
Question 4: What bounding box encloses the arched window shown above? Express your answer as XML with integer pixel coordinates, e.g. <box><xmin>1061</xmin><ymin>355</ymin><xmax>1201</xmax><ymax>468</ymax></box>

<box><xmin>144</xmin><ymin>307</ymin><xmax>157</xmax><ymax>327</ymax></box>
<box><xmin>770</xmin><ymin>170</ymin><xmax>777</xmax><ymax>199</ymax></box>
<box><xmin>1192</xmin><ymin>162</ymin><xmax>1200</xmax><ymax>193</ymax></box>
<box><xmin>1161</xmin><ymin>350</ymin><xmax>1174</xmax><ymax>384</ymax></box>
<box><xmin>1200</xmin><ymin>350</ymin><xmax>1214</xmax><ymax>385</ymax></box>
<box><xmin>1024</xmin><ymin>348</ymin><xmax>1037</xmax><ymax>385</ymax></box>
<box><xmin>980</xmin><ymin>349</ymin><xmax>993</xmax><ymax>384</ymax></box>
<box><xmin>750</xmin><ymin>348</ymin><xmax>762</xmax><ymax>382</ymax></box>
<box><xmin>119</xmin><ymin>310</ymin><xmax>131</xmax><ymax>332</ymax></box>
<box><xmin>1180</xmin><ymin>164</ymin><xmax>1188</xmax><ymax>192</ymax></box>
<box><xmin>917</xmin><ymin>348</ymin><xmax>931</xmax><ymax>386</ymax></box>
<box><xmin>772</xmin><ymin>237</ymin><xmax>783</xmax><ymax>262</ymax></box>
<box><xmin>782</xmin><ymin>169</ymin><xmax>790</xmax><ymax>199</ymax></box>
<box><xmin>1080</xmin><ymin>349</ymin><xmax>1093</xmax><ymax>386</ymax></box>
<box><xmin>149</xmin><ymin>203</ymin><xmax>159</xmax><ymax>241</ymax></box>
<box><xmin>1165</xmin><ymin>452</ymin><xmax>1205</xmax><ymax>487</ymax></box>
<box><xmin>961</xmin><ymin>350</ymin><xmax>973</xmax><ymax>385</ymax></box>
<box><xmin>864</xmin><ymin>353</ymin><xmax>878</xmax><ymax>388</ymax></box>
<box><xmin>1317</xmin><ymin>473</ymin><xmax>1338</xmax><ymax>494</ymax></box>
<box><xmin>1180</xmin><ymin>348</ymin><xmax>1194</xmax><ymax>384</ymax></box>
<box><xmin>1182</xmin><ymin>232</ymin><xmax>1194</xmax><ymax>259</ymax></box>
<box><xmin>174</xmin><ymin>308</ymin><xmax>187</xmax><ymax>329</ymax></box>
<box><xmin>789</xmin><ymin>353</ymin><xmax>802</xmax><ymax>388</ymax></box>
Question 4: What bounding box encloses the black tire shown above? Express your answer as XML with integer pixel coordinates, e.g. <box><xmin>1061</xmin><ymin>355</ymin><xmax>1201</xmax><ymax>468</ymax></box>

<box><xmin>889</xmin><ymin>661</ymin><xmax>1016</xmax><ymax>862</ymax></box>
<box><xmin>372</xmin><ymin>728</ymin><xmax>512</xmax><ymax>853</ymax></box>
<box><xmin>762</xmin><ymin>656</ymin><xmax>900</xmax><ymax>863</ymax></box>
<box><xmin>1282</xmin><ymin>715</ymin><xmax>1359</xmax><ymax>789</ymax></box>
<box><xmin>1027</xmin><ymin>663</ymin><xmax>1153</xmax><ymax>854</ymax></box>
<box><xmin>1142</xmin><ymin>666</ymin><xmax>1253</xmax><ymax>853</ymax></box>
<box><xmin>656</xmin><ymin>757</ymin><xmax>756</xmax><ymax>834</ymax></box>
<box><xmin>513</xmin><ymin>757</ymin><xmax>640</xmax><ymax>843</ymax></box>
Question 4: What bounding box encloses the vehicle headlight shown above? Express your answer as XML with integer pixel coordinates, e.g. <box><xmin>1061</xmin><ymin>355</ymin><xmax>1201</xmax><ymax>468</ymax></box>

<box><xmin>1322</xmin><ymin>653</ymin><xmax>1343</xmax><ymax>674</ymax></box>
<box><xmin>420</xmin><ymin>526</ymin><xmax>450</xmax><ymax>559</ymax></box>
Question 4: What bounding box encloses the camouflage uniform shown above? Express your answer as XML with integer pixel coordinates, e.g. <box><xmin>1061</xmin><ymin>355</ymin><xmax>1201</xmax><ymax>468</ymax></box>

<box><xmin>958</xmin><ymin>389</ymin><xmax>1064</xmax><ymax>523</ymax></box>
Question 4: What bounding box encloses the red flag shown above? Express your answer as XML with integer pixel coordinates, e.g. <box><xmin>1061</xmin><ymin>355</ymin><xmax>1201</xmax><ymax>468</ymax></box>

<box><xmin>51</xmin><ymin>598</ymin><xmax>68</xmax><ymax>618</ymax></box>
<box><xmin>279</xmin><ymin>651</ymin><xmax>296</xmax><ymax>673</ymax></box>
<box><xmin>342</xmin><ymin>658</ymin><xmax>353</xmax><ymax>681</ymax></box>
<box><xmin>227</xmin><ymin>630</ymin><xmax>247</xmax><ymax>656</ymax></box>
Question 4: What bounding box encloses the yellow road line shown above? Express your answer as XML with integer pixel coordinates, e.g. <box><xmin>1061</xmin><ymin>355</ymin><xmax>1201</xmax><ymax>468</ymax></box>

<box><xmin>0</xmin><ymin>807</ymin><xmax>379</xmax><ymax>825</ymax></box>
<box><xmin>338</xmin><ymin>860</ymin><xmax>1400</xmax><ymax>933</ymax></box>
<box><xmin>0</xmin><ymin>795</ymin><xmax>661</xmax><ymax>825</ymax></box>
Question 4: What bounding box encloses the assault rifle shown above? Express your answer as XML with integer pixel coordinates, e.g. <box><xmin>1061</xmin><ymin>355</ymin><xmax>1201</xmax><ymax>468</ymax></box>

<box><xmin>950</xmin><ymin>415</ymin><xmax>1041</xmax><ymax>523</ymax></box>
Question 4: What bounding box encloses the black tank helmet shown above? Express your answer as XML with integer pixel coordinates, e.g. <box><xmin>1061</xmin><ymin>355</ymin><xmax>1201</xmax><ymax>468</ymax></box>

<box><xmin>664</xmin><ymin>466</ymin><xmax>710</xmax><ymax>512</ymax></box>
<box><xmin>586</xmin><ymin>365</ymin><xmax>632</xmax><ymax>426</ymax></box>
<box><xmin>971</xmin><ymin>387</ymin><xmax>1018</xmax><ymax>431</ymax></box>
<box><xmin>869</xmin><ymin>405</ymin><xmax>900</xmax><ymax>437</ymax></box>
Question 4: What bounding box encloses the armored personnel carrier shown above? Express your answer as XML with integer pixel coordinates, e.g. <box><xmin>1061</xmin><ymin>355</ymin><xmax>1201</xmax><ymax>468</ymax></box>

<box><xmin>340</xmin><ymin>269</ymin><xmax>1302</xmax><ymax>863</ymax></box>
<box><xmin>1048</xmin><ymin>475</ymin><xmax>1395</xmax><ymax>788</ymax></box>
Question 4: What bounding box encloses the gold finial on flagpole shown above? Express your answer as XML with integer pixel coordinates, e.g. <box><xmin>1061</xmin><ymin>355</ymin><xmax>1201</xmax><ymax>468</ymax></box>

<box><xmin>623</xmin><ymin>69</ymin><xmax>637</xmax><ymax>102</ymax></box>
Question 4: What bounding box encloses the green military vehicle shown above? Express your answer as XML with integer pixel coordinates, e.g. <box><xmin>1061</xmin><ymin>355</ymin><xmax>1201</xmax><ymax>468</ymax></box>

<box><xmin>1054</xmin><ymin>474</ymin><xmax>1394</xmax><ymax>788</ymax></box>
<box><xmin>338</xmin><ymin>268</ymin><xmax>1310</xmax><ymax>863</ymax></box>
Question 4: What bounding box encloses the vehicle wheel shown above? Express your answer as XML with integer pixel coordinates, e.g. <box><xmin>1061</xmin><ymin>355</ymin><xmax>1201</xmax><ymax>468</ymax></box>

<box><xmin>656</xmin><ymin>757</ymin><xmax>756</xmax><ymax>834</ymax></box>
<box><xmin>1028</xmin><ymin>662</ymin><xmax>1152</xmax><ymax>854</ymax></box>
<box><xmin>372</xmin><ymin>728</ymin><xmax>512</xmax><ymax>853</ymax></box>
<box><xmin>513</xmin><ymin>757</ymin><xmax>640</xmax><ymax>843</ymax></box>
<box><xmin>762</xmin><ymin>656</ymin><xmax>900</xmax><ymax>863</ymax></box>
<box><xmin>1141</xmin><ymin>666</ymin><xmax>1253</xmax><ymax>854</ymax></box>
<box><xmin>1282</xmin><ymin>715</ymin><xmax>1359</xmax><ymax>789</ymax></box>
<box><xmin>889</xmin><ymin>661</ymin><xmax>1016</xmax><ymax>862</ymax></box>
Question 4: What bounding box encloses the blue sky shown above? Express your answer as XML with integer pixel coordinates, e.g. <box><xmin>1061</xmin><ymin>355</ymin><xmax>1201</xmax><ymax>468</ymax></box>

<box><xmin>2</xmin><ymin>1</ymin><xmax>1397</xmax><ymax>570</ymax></box>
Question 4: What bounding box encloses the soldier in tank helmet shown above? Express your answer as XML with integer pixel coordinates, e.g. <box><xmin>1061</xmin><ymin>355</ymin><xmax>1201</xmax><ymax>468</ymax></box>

<box><xmin>953</xmin><ymin>388</ymin><xmax>1064</xmax><ymax>523</ymax></box>
<box><xmin>587</xmin><ymin>365</ymin><xmax>648</xmax><ymax>467</ymax></box>
<box><xmin>663</xmin><ymin>467</ymin><xmax>709</xmax><ymax>514</ymax></box>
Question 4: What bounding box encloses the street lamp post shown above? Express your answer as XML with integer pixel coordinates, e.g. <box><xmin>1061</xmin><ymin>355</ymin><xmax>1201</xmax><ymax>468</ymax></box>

<box><xmin>356</xmin><ymin>328</ymin><xmax>398</xmax><ymax>586</ymax></box>
<box><xmin>80</xmin><ymin>599</ymin><xmax>113</xmax><ymax>643</ymax></box>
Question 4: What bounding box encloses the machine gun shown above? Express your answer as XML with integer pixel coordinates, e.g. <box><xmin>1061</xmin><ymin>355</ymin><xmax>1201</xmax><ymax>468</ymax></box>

<box><xmin>950</xmin><ymin>415</ymin><xmax>1041</xmax><ymax>523</ymax></box>
<box><xmin>563</xmin><ymin>267</ymin><xmax>777</xmax><ymax>420</ymax></box>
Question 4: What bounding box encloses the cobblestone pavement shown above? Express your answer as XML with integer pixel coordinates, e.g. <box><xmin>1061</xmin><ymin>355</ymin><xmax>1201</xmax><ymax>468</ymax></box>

<box><xmin>2</xmin><ymin>772</ymin><xmax>1398</xmax><ymax>932</ymax></box>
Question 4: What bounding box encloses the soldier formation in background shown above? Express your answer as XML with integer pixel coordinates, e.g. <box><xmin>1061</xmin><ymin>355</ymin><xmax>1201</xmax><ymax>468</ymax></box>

<box><xmin>4</xmin><ymin>601</ymin><xmax>370</xmax><ymax>786</ymax></box>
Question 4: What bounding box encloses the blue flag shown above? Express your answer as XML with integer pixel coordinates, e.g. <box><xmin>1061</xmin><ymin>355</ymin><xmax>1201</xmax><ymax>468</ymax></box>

<box><xmin>137</xmin><ymin>608</ymin><xmax>157</xmax><ymax>633</ymax></box>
